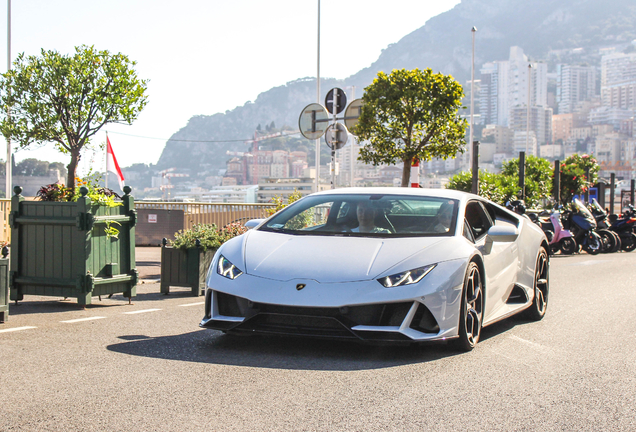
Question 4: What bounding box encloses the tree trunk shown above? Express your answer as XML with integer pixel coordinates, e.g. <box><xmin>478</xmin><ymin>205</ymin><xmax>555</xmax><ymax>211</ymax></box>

<box><xmin>401</xmin><ymin>159</ymin><xmax>412</xmax><ymax>187</ymax></box>
<box><xmin>67</xmin><ymin>148</ymin><xmax>81</xmax><ymax>191</ymax></box>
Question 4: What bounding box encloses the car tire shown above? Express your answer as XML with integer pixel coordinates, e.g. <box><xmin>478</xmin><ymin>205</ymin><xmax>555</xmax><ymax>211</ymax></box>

<box><xmin>454</xmin><ymin>262</ymin><xmax>483</xmax><ymax>352</ymax></box>
<box><xmin>524</xmin><ymin>247</ymin><xmax>549</xmax><ymax>321</ymax></box>
<box><xmin>559</xmin><ymin>237</ymin><xmax>576</xmax><ymax>255</ymax></box>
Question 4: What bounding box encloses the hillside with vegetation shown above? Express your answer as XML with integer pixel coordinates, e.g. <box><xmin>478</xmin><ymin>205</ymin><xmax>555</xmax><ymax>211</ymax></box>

<box><xmin>155</xmin><ymin>0</ymin><xmax>636</xmax><ymax>175</ymax></box>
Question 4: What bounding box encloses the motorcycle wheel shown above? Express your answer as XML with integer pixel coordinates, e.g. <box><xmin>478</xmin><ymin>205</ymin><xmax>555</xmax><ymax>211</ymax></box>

<box><xmin>550</xmin><ymin>243</ymin><xmax>560</xmax><ymax>255</ymax></box>
<box><xmin>559</xmin><ymin>237</ymin><xmax>577</xmax><ymax>255</ymax></box>
<box><xmin>597</xmin><ymin>229</ymin><xmax>616</xmax><ymax>253</ymax></box>
<box><xmin>611</xmin><ymin>232</ymin><xmax>622</xmax><ymax>252</ymax></box>
<box><xmin>621</xmin><ymin>232</ymin><xmax>636</xmax><ymax>252</ymax></box>
<box><xmin>584</xmin><ymin>232</ymin><xmax>602</xmax><ymax>255</ymax></box>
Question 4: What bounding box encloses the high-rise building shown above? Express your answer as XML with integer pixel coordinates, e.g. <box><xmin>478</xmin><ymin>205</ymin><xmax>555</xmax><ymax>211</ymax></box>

<box><xmin>509</xmin><ymin>105</ymin><xmax>554</xmax><ymax>145</ymax></box>
<box><xmin>556</xmin><ymin>64</ymin><xmax>597</xmax><ymax>114</ymax></box>
<box><xmin>478</xmin><ymin>46</ymin><xmax>548</xmax><ymax>128</ymax></box>
<box><xmin>601</xmin><ymin>52</ymin><xmax>636</xmax><ymax>110</ymax></box>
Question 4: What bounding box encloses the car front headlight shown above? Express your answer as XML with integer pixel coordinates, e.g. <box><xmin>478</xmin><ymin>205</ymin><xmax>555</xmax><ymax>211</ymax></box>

<box><xmin>217</xmin><ymin>255</ymin><xmax>243</xmax><ymax>280</ymax></box>
<box><xmin>378</xmin><ymin>264</ymin><xmax>436</xmax><ymax>288</ymax></box>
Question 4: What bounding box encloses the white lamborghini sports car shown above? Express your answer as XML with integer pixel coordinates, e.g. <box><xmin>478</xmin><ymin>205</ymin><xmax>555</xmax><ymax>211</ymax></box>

<box><xmin>200</xmin><ymin>188</ymin><xmax>549</xmax><ymax>351</ymax></box>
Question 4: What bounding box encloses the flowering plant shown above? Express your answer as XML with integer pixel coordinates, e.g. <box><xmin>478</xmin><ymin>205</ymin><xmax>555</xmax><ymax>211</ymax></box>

<box><xmin>558</xmin><ymin>153</ymin><xmax>599</xmax><ymax>204</ymax></box>
<box><xmin>36</xmin><ymin>171</ymin><xmax>122</xmax><ymax>207</ymax></box>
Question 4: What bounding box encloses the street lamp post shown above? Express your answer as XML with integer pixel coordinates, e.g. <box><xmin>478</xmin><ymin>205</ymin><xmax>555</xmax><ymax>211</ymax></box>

<box><xmin>314</xmin><ymin>0</ymin><xmax>321</xmax><ymax>194</ymax></box>
<box><xmin>468</xmin><ymin>27</ymin><xmax>477</xmax><ymax>171</ymax></box>
<box><xmin>5</xmin><ymin>0</ymin><xmax>11</xmax><ymax>198</ymax></box>
<box><xmin>525</xmin><ymin>63</ymin><xmax>532</xmax><ymax>156</ymax></box>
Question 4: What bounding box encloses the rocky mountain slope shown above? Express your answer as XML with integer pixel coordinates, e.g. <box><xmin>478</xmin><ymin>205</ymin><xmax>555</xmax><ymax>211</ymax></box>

<box><xmin>156</xmin><ymin>0</ymin><xmax>636</xmax><ymax>174</ymax></box>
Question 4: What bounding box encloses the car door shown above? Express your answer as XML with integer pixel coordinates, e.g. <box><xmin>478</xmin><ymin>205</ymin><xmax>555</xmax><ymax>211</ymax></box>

<box><xmin>464</xmin><ymin>200</ymin><xmax>519</xmax><ymax>323</ymax></box>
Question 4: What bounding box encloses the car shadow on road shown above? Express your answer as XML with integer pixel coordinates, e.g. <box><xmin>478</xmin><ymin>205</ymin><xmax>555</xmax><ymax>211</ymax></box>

<box><xmin>107</xmin><ymin>329</ymin><xmax>465</xmax><ymax>371</ymax></box>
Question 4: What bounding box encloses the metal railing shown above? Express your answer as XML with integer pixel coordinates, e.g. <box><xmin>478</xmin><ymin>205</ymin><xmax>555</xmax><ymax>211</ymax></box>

<box><xmin>135</xmin><ymin>201</ymin><xmax>274</xmax><ymax>231</ymax></box>
<box><xmin>0</xmin><ymin>199</ymin><xmax>275</xmax><ymax>243</ymax></box>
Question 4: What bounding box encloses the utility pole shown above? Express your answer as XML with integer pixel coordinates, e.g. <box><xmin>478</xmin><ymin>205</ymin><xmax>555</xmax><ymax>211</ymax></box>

<box><xmin>5</xmin><ymin>0</ymin><xmax>11</xmax><ymax>198</ymax></box>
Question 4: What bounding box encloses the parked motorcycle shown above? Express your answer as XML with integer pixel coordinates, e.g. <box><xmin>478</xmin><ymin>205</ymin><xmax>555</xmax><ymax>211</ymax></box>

<box><xmin>607</xmin><ymin>207</ymin><xmax>636</xmax><ymax>252</ymax></box>
<box><xmin>536</xmin><ymin>207</ymin><xmax>576</xmax><ymax>255</ymax></box>
<box><xmin>588</xmin><ymin>199</ymin><xmax>622</xmax><ymax>253</ymax></box>
<box><xmin>564</xmin><ymin>199</ymin><xmax>603</xmax><ymax>255</ymax></box>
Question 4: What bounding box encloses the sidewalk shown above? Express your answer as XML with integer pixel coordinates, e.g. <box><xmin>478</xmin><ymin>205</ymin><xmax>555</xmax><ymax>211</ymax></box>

<box><xmin>136</xmin><ymin>246</ymin><xmax>161</xmax><ymax>280</ymax></box>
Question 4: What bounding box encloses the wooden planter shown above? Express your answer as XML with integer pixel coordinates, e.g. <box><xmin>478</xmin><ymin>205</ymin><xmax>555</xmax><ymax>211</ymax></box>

<box><xmin>0</xmin><ymin>249</ymin><xmax>8</xmax><ymax>323</ymax></box>
<box><xmin>160</xmin><ymin>242</ymin><xmax>216</xmax><ymax>296</ymax></box>
<box><xmin>9</xmin><ymin>185</ymin><xmax>138</xmax><ymax>306</ymax></box>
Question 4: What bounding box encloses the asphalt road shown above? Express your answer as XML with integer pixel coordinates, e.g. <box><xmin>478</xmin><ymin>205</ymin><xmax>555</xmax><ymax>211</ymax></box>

<box><xmin>1</xmin><ymin>251</ymin><xmax>635</xmax><ymax>431</ymax></box>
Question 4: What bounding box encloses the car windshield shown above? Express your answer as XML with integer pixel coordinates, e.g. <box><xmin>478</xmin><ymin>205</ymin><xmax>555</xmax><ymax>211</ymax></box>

<box><xmin>259</xmin><ymin>194</ymin><xmax>459</xmax><ymax>237</ymax></box>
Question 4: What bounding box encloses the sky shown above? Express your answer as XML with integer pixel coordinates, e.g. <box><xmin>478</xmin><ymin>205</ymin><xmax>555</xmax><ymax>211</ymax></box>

<box><xmin>0</xmin><ymin>0</ymin><xmax>460</xmax><ymax>175</ymax></box>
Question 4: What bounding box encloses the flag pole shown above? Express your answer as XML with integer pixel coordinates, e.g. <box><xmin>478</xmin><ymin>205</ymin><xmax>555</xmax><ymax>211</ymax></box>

<box><xmin>105</xmin><ymin>131</ymin><xmax>109</xmax><ymax>190</ymax></box>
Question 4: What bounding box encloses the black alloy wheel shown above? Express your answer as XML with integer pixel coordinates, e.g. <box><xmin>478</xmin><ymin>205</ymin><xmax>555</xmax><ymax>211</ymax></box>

<box><xmin>525</xmin><ymin>247</ymin><xmax>549</xmax><ymax>321</ymax></box>
<box><xmin>455</xmin><ymin>262</ymin><xmax>483</xmax><ymax>352</ymax></box>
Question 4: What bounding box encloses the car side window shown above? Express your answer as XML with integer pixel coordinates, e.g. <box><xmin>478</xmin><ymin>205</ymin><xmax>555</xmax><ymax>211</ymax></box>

<box><xmin>464</xmin><ymin>201</ymin><xmax>493</xmax><ymax>241</ymax></box>
<box><xmin>463</xmin><ymin>219</ymin><xmax>475</xmax><ymax>243</ymax></box>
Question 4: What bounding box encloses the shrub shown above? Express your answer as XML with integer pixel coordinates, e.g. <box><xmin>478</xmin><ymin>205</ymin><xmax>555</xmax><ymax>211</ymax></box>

<box><xmin>170</xmin><ymin>222</ymin><xmax>248</xmax><ymax>251</ymax></box>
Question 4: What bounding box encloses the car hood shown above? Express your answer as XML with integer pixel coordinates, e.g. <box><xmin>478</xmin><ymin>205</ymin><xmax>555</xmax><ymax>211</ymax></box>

<box><xmin>243</xmin><ymin>230</ymin><xmax>450</xmax><ymax>283</ymax></box>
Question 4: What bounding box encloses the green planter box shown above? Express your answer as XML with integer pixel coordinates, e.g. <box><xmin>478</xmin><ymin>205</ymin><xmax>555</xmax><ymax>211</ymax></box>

<box><xmin>0</xmin><ymin>250</ymin><xmax>8</xmax><ymax>323</ymax></box>
<box><xmin>160</xmin><ymin>243</ymin><xmax>216</xmax><ymax>296</ymax></box>
<box><xmin>9</xmin><ymin>186</ymin><xmax>138</xmax><ymax>306</ymax></box>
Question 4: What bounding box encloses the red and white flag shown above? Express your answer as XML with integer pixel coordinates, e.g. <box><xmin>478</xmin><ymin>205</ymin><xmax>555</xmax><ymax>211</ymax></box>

<box><xmin>106</xmin><ymin>136</ymin><xmax>125</xmax><ymax>190</ymax></box>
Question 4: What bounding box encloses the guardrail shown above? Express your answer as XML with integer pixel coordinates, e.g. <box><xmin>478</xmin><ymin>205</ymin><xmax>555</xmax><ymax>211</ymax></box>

<box><xmin>134</xmin><ymin>201</ymin><xmax>274</xmax><ymax>231</ymax></box>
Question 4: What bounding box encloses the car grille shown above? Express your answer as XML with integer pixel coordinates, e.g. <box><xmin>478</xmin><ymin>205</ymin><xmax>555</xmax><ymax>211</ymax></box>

<box><xmin>214</xmin><ymin>291</ymin><xmax>416</xmax><ymax>339</ymax></box>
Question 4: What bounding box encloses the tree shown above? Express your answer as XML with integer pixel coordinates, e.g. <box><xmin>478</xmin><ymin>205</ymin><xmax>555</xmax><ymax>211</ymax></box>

<box><xmin>446</xmin><ymin>170</ymin><xmax>517</xmax><ymax>205</ymax></box>
<box><xmin>559</xmin><ymin>153</ymin><xmax>599</xmax><ymax>204</ymax></box>
<box><xmin>500</xmin><ymin>155</ymin><xmax>553</xmax><ymax>207</ymax></box>
<box><xmin>353</xmin><ymin>68</ymin><xmax>468</xmax><ymax>187</ymax></box>
<box><xmin>0</xmin><ymin>45</ymin><xmax>148</xmax><ymax>190</ymax></box>
<box><xmin>447</xmin><ymin>155</ymin><xmax>552</xmax><ymax>207</ymax></box>
<box><xmin>15</xmin><ymin>158</ymin><xmax>49</xmax><ymax>176</ymax></box>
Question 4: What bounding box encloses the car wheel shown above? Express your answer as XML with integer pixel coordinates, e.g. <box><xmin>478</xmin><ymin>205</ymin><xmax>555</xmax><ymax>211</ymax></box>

<box><xmin>455</xmin><ymin>262</ymin><xmax>483</xmax><ymax>352</ymax></box>
<box><xmin>559</xmin><ymin>237</ymin><xmax>576</xmax><ymax>255</ymax></box>
<box><xmin>525</xmin><ymin>247</ymin><xmax>549</xmax><ymax>321</ymax></box>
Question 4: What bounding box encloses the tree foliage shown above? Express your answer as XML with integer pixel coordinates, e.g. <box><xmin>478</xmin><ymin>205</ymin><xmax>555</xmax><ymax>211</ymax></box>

<box><xmin>0</xmin><ymin>45</ymin><xmax>148</xmax><ymax>190</ymax></box>
<box><xmin>447</xmin><ymin>156</ymin><xmax>554</xmax><ymax>207</ymax></box>
<box><xmin>446</xmin><ymin>170</ymin><xmax>518</xmax><ymax>205</ymax></box>
<box><xmin>353</xmin><ymin>68</ymin><xmax>468</xmax><ymax>187</ymax></box>
<box><xmin>559</xmin><ymin>153</ymin><xmax>599</xmax><ymax>204</ymax></box>
<box><xmin>500</xmin><ymin>155</ymin><xmax>553</xmax><ymax>207</ymax></box>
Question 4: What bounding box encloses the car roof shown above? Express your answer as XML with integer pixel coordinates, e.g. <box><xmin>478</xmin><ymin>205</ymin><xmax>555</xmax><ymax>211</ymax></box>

<box><xmin>310</xmin><ymin>187</ymin><xmax>479</xmax><ymax>202</ymax></box>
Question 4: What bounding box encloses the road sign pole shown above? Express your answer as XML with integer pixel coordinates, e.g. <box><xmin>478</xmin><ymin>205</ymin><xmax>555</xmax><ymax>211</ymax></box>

<box><xmin>331</xmin><ymin>88</ymin><xmax>338</xmax><ymax>189</ymax></box>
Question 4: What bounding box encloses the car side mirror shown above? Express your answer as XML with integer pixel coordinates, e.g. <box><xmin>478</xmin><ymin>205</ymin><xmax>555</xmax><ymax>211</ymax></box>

<box><xmin>487</xmin><ymin>225</ymin><xmax>519</xmax><ymax>242</ymax></box>
<box><xmin>244</xmin><ymin>219</ymin><xmax>265</xmax><ymax>229</ymax></box>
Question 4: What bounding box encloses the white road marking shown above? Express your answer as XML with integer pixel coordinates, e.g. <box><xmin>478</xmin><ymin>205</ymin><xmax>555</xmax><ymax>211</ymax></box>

<box><xmin>0</xmin><ymin>326</ymin><xmax>37</xmax><ymax>333</ymax></box>
<box><xmin>508</xmin><ymin>334</ymin><xmax>544</xmax><ymax>348</ymax></box>
<box><xmin>569</xmin><ymin>260</ymin><xmax>610</xmax><ymax>266</ymax></box>
<box><xmin>61</xmin><ymin>317</ymin><xmax>106</xmax><ymax>324</ymax></box>
<box><xmin>123</xmin><ymin>308</ymin><xmax>162</xmax><ymax>315</ymax></box>
<box><xmin>178</xmin><ymin>302</ymin><xmax>205</xmax><ymax>307</ymax></box>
